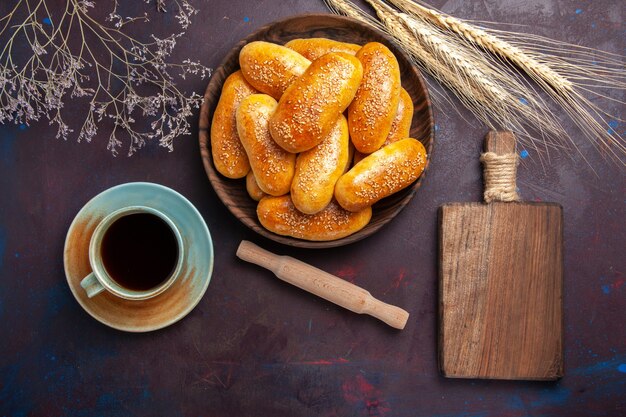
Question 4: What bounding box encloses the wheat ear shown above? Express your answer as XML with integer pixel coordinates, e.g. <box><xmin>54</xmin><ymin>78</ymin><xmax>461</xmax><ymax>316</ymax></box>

<box><xmin>388</xmin><ymin>0</ymin><xmax>573</xmax><ymax>93</ymax></box>
<box><xmin>388</xmin><ymin>0</ymin><xmax>625</xmax><ymax>163</ymax></box>
<box><xmin>327</xmin><ymin>0</ymin><xmax>569</xmax><ymax>153</ymax></box>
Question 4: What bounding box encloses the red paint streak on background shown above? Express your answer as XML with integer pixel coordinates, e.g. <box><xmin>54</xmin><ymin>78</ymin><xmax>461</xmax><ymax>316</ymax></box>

<box><xmin>384</xmin><ymin>268</ymin><xmax>409</xmax><ymax>294</ymax></box>
<box><xmin>391</xmin><ymin>269</ymin><xmax>408</xmax><ymax>289</ymax></box>
<box><xmin>335</xmin><ymin>265</ymin><xmax>358</xmax><ymax>283</ymax></box>
<box><xmin>342</xmin><ymin>374</ymin><xmax>391</xmax><ymax>416</ymax></box>
<box><xmin>609</xmin><ymin>278</ymin><xmax>624</xmax><ymax>290</ymax></box>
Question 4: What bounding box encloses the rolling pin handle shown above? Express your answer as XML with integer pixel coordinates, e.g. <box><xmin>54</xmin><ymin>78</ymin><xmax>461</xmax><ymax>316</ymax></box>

<box><xmin>362</xmin><ymin>297</ymin><xmax>410</xmax><ymax>329</ymax></box>
<box><xmin>236</xmin><ymin>240</ymin><xmax>278</xmax><ymax>271</ymax></box>
<box><xmin>236</xmin><ymin>240</ymin><xmax>410</xmax><ymax>330</ymax></box>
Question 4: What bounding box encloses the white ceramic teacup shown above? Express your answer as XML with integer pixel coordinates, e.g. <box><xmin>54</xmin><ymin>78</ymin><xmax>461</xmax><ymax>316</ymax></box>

<box><xmin>80</xmin><ymin>206</ymin><xmax>185</xmax><ymax>300</ymax></box>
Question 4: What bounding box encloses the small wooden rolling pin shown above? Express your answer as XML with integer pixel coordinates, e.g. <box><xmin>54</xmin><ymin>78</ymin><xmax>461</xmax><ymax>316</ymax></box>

<box><xmin>236</xmin><ymin>240</ymin><xmax>409</xmax><ymax>329</ymax></box>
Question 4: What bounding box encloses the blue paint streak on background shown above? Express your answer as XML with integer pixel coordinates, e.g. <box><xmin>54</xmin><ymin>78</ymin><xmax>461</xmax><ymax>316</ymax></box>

<box><xmin>98</xmin><ymin>392</ymin><xmax>120</xmax><ymax>408</ymax></box>
<box><xmin>507</xmin><ymin>394</ymin><xmax>526</xmax><ymax>410</ymax></box>
<box><xmin>45</xmin><ymin>282</ymin><xmax>71</xmax><ymax>316</ymax></box>
<box><xmin>529</xmin><ymin>385</ymin><xmax>571</xmax><ymax>408</ymax></box>
<box><xmin>86</xmin><ymin>343</ymin><xmax>120</xmax><ymax>360</ymax></box>
<box><xmin>0</xmin><ymin>125</ymin><xmax>17</xmax><ymax>164</ymax></box>
<box><xmin>82</xmin><ymin>387</ymin><xmax>153</xmax><ymax>417</ymax></box>
<box><xmin>42</xmin><ymin>17</ymin><xmax>52</xmax><ymax>25</ymax></box>
<box><xmin>0</xmin><ymin>364</ymin><xmax>34</xmax><ymax>416</ymax></box>
<box><xmin>570</xmin><ymin>357</ymin><xmax>626</xmax><ymax>375</ymax></box>
<box><xmin>601</xmin><ymin>284</ymin><xmax>611</xmax><ymax>294</ymax></box>
<box><xmin>43</xmin><ymin>362</ymin><xmax>78</xmax><ymax>388</ymax></box>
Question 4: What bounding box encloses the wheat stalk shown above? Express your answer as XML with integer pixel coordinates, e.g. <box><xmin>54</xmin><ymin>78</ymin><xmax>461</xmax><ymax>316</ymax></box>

<box><xmin>388</xmin><ymin>0</ymin><xmax>573</xmax><ymax>92</ymax></box>
<box><xmin>326</xmin><ymin>0</ymin><xmax>568</xmax><ymax>153</ymax></box>
<box><xmin>326</xmin><ymin>0</ymin><xmax>626</xmax><ymax>165</ymax></box>
<box><xmin>388</xmin><ymin>0</ymin><xmax>625</xmax><ymax>163</ymax></box>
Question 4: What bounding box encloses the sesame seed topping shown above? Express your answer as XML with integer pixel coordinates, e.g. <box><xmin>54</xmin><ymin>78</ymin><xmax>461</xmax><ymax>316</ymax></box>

<box><xmin>258</xmin><ymin>196</ymin><xmax>369</xmax><ymax>240</ymax></box>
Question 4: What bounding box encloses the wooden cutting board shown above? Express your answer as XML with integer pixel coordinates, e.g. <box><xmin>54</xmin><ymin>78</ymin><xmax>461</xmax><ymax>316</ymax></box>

<box><xmin>439</xmin><ymin>131</ymin><xmax>563</xmax><ymax>380</ymax></box>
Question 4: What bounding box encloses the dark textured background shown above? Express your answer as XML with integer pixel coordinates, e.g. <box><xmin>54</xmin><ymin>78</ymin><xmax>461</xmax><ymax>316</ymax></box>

<box><xmin>0</xmin><ymin>1</ymin><xmax>624</xmax><ymax>416</ymax></box>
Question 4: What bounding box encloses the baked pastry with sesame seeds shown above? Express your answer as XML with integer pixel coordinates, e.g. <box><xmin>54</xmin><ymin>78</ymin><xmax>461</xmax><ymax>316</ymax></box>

<box><xmin>353</xmin><ymin>87</ymin><xmax>414</xmax><ymax>165</ymax></box>
<box><xmin>335</xmin><ymin>138</ymin><xmax>426</xmax><ymax>212</ymax></box>
<box><xmin>257</xmin><ymin>195</ymin><xmax>372</xmax><ymax>241</ymax></box>
<box><xmin>285</xmin><ymin>38</ymin><xmax>361</xmax><ymax>61</ymax></box>
<box><xmin>384</xmin><ymin>87</ymin><xmax>414</xmax><ymax>147</ymax></box>
<box><xmin>269</xmin><ymin>52</ymin><xmax>363</xmax><ymax>153</ymax></box>
<box><xmin>210</xmin><ymin>71</ymin><xmax>257</xmax><ymax>179</ymax></box>
<box><xmin>236</xmin><ymin>94</ymin><xmax>296</xmax><ymax>196</ymax></box>
<box><xmin>239</xmin><ymin>41</ymin><xmax>311</xmax><ymax>100</ymax></box>
<box><xmin>291</xmin><ymin>115</ymin><xmax>351</xmax><ymax>214</ymax></box>
<box><xmin>348</xmin><ymin>42</ymin><xmax>401</xmax><ymax>154</ymax></box>
<box><xmin>246</xmin><ymin>171</ymin><xmax>267</xmax><ymax>202</ymax></box>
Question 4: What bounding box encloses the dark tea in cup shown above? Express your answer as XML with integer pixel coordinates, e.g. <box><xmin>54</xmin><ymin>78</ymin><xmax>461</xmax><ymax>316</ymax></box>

<box><xmin>101</xmin><ymin>212</ymin><xmax>179</xmax><ymax>291</ymax></box>
<box><xmin>80</xmin><ymin>205</ymin><xmax>185</xmax><ymax>300</ymax></box>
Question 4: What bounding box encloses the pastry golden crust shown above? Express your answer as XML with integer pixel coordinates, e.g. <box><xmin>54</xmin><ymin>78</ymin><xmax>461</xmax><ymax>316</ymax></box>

<box><xmin>257</xmin><ymin>195</ymin><xmax>372</xmax><ymax>241</ymax></box>
<box><xmin>239</xmin><ymin>41</ymin><xmax>311</xmax><ymax>100</ymax></box>
<box><xmin>383</xmin><ymin>88</ymin><xmax>413</xmax><ymax>146</ymax></box>
<box><xmin>348</xmin><ymin>42</ymin><xmax>401</xmax><ymax>154</ymax></box>
<box><xmin>210</xmin><ymin>71</ymin><xmax>257</xmax><ymax>178</ymax></box>
<box><xmin>335</xmin><ymin>138</ymin><xmax>427</xmax><ymax>212</ymax></box>
<box><xmin>352</xmin><ymin>87</ymin><xmax>414</xmax><ymax>165</ymax></box>
<box><xmin>269</xmin><ymin>52</ymin><xmax>363</xmax><ymax>153</ymax></box>
<box><xmin>291</xmin><ymin>115</ymin><xmax>350</xmax><ymax>214</ymax></box>
<box><xmin>236</xmin><ymin>94</ymin><xmax>296</xmax><ymax>196</ymax></box>
<box><xmin>285</xmin><ymin>38</ymin><xmax>361</xmax><ymax>61</ymax></box>
<box><xmin>246</xmin><ymin>171</ymin><xmax>267</xmax><ymax>202</ymax></box>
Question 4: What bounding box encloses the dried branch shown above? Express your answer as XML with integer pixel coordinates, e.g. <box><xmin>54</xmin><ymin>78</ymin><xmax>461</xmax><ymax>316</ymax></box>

<box><xmin>0</xmin><ymin>0</ymin><xmax>211</xmax><ymax>155</ymax></box>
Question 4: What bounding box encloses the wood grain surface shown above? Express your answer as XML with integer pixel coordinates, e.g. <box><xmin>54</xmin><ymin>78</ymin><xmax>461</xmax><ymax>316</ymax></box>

<box><xmin>199</xmin><ymin>14</ymin><xmax>434</xmax><ymax>248</ymax></box>
<box><xmin>439</xmin><ymin>202</ymin><xmax>564</xmax><ymax>380</ymax></box>
<box><xmin>439</xmin><ymin>132</ymin><xmax>564</xmax><ymax>380</ymax></box>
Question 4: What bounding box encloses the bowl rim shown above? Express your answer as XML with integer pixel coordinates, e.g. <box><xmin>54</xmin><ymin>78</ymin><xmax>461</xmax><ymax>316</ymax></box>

<box><xmin>198</xmin><ymin>12</ymin><xmax>434</xmax><ymax>248</ymax></box>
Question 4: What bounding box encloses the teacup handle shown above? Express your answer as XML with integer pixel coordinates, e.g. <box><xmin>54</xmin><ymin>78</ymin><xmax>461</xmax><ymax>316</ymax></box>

<box><xmin>80</xmin><ymin>272</ymin><xmax>105</xmax><ymax>298</ymax></box>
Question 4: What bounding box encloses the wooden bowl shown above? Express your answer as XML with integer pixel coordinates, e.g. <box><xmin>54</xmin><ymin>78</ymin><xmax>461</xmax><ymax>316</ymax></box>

<box><xmin>199</xmin><ymin>14</ymin><xmax>434</xmax><ymax>248</ymax></box>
